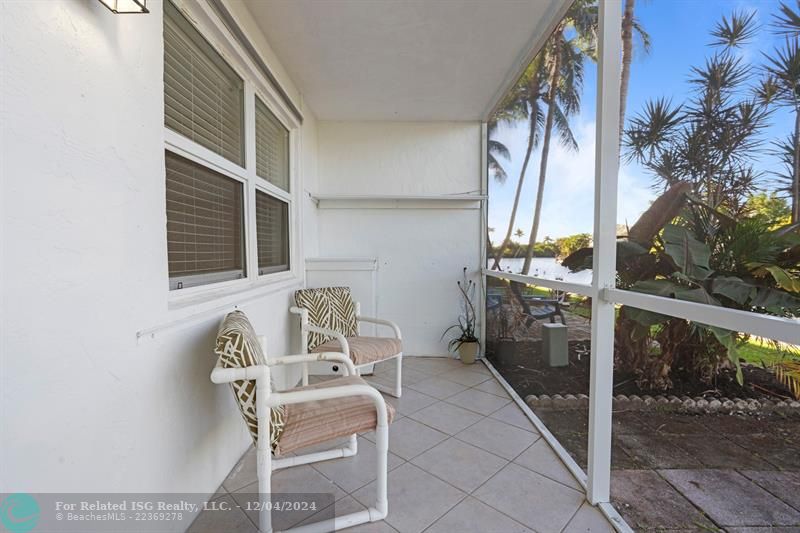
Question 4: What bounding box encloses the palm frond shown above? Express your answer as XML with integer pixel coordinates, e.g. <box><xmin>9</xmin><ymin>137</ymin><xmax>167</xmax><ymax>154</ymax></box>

<box><xmin>762</xmin><ymin>37</ymin><xmax>800</xmax><ymax>105</ymax></box>
<box><xmin>689</xmin><ymin>51</ymin><xmax>750</xmax><ymax>97</ymax></box>
<box><xmin>552</xmin><ymin>104</ymin><xmax>578</xmax><ymax>152</ymax></box>
<box><xmin>710</xmin><ymin>10</ymin><xmax>759</xmax><ymax>48</ymax></box>
<box><xmin>624</xmin><ymin>98</ymin><xmax>684</xmax><ymax>162</ymax></box>
<box><xmin>488</xmin><ymin>139</ymin><xmax>511</xmax><ymax>184</ymax></box>
<box><xmin>754</xmin><ymin>75</ymin><xmax>780</xmax><ymax>104</ymax></box>
<box><xmin>772</xmin><ymin>1</ymin><xmax>800</xmax><ymax>36</ymax></box>
<box><xmin>772</xmin><ymin>359</ymin><xmax>800</xmax><ymax>399</ymax></box>
<box><xmin>632</xmin><ymin>17</ymin><xmax>652</xmax><ymax>55</ymax></box>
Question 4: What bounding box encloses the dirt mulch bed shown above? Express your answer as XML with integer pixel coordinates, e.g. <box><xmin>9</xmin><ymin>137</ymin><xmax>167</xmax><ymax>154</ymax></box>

<box><xmin>486</xmin><ymin>339</ymin><xmax>794</xmax><ymax>401</ymax></box>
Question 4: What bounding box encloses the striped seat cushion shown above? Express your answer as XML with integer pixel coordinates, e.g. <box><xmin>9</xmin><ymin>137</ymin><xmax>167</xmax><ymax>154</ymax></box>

<box><xmin>275</xmin><ymin>375</ymin><xmax>395</xmax><ymax>455</ymax></box>
<box><xmin>311</xmin><ymin>336</ymin><xmax>402</xmax><ymax>365</ymax></box>
<box><xmin>214</xmin><ymin>311</ymin><xmax>285</xmax><ymax>451</ymax></box>
<box><xmin>294</xmin><ymin>287</ymin><xmax>359</xmax><ymax>351</ymax></box>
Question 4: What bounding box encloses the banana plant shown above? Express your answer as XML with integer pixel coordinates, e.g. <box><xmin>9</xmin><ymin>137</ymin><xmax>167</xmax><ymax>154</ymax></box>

<box><xmin>562</xmin><ymin>183</ymin><xmax>800</xmax><ymax>388</ymax></box>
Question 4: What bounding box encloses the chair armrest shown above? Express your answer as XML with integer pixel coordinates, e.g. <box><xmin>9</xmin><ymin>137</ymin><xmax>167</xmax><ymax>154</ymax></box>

<box><xmin>210</xmin><ymin>364</ymin><xmax>271</xmax><ymax>384</ymax></box>
<box><xmin>267</xmin><ymin>383</ymin><xmax>390</xmax><ymax>427</ymax></box>
<box><xmin>290</xmin><ymin>306</ymin><xmax>351</xmax><ymax>354</ymax></box>
<box><xmin>357</xmin><ymin>315</ymin><xmax>402</xmax><ymax>340</ymax></box>
<box><xmin>306</xmin><ymin>324</ymin><xmax>350</xmax><ymax>355</ymax></box>
<box><xmin>268</xmin><ymin>353</ymin><xmax>356</xmax><ymax>376</ymax></box>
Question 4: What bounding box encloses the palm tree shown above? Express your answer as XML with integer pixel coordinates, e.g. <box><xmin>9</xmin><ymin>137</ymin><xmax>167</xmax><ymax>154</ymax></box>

<box><xmin>514</xmin><ymin>228</ymin><xmax>525</xmax><ymax>239</ymax></box>
<box><xmin>487</xmin><ymin>116</ymin><xmax>512</xmax><ymax>185</ymax></box>
<box><xmin>765</xmin><ymin>2</ymin><xmax>800</xmax><ymax>222</ymax></box>
<box><xmin>490</xmin><ymin>59</ymin><xmax>545</xmax><ymax>270</ymax></box>
<box><xmin>625</xmin><ymin>11</ymin><xmax>769</xmax><ymax>232</ymax></box>
<box><xmin>620</xmin><ymin>0</ymin><xmax>651</xmax><ymax>138</ymax></box>
<box><xmin>521</xmin><ymin>1</ymin><xmax>597</xmax><ymax>275</ymax></box>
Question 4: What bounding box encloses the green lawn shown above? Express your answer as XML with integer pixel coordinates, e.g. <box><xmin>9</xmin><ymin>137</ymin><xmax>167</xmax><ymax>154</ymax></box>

<box><xmin>522</xmin><ymin>286</ymin><xmax>551</xmax><ymax>298</ymax></box>
<box><xmin>738</xmin><ymin>337</ymin><xmax>800</xmax><ymax>366</ymax></box>
<box><xmin>514</xmin><ymin>284</ymin><xmax>798</xmax><ymax>366</ymax></box>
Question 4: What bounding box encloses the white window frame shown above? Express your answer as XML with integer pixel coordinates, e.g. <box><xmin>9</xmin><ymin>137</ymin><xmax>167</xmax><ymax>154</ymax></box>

<box><xmin>164</xmin><ymin>0</ymin><xmax>302</xmax><ymax>305</ymax></box>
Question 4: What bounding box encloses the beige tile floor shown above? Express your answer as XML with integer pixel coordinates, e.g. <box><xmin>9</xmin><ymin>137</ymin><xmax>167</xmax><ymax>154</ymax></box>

<box><xmin>189</xmin><ymin>357</ymin><xmax>616</xmax><ymax>533</ymax></box>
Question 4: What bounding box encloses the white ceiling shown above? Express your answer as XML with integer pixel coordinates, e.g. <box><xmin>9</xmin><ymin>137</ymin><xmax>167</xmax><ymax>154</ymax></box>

<box><xmin>242</xmin><ymin>0</ymin><xmax>568</xmax><ymax>121</ymax></box>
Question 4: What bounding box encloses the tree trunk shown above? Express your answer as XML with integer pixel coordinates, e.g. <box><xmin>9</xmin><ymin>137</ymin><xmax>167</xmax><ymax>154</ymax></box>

<box><xmin>522</xmin><ymin>47</ymin><xmax>561</xmax><ymax>275</ymax></box>
<box><xmin>620</xmin><ymin>0</ymin><xmax>635</xmax><ymax>140</ymax></box>
<box><xmin>793</xmin><ymin>107</ymin><xmax>800</xmax><ymax>223</ymax></box>
<box><xmin>491</xmin><ymin>91</ymin><xmax>540</xmax><ymax>270</ymax></box>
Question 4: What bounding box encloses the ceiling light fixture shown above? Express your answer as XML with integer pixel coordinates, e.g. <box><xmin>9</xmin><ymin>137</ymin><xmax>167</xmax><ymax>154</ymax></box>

<box><xmin>98</xmin><ymin>0</ymin><xmax>148</xmax><ymax>14</ymax></box>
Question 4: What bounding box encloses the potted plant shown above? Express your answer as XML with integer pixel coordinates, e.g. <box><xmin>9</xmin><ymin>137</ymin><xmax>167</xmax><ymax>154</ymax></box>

<box><xmin>442</xmin><ymin>267</ymin><xmax>480</xmax><ymax>364</ymax></box>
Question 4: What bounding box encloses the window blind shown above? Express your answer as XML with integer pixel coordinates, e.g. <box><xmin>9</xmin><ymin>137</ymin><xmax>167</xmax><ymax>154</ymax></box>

<box><xmin>256</xmin><ymin>190</ymin><xmax>289</xmax><ymax>275</ymax></box>
<box><xmin>164</xmin><ymin>0</ymin><xmax>244</xmax><ymax>166</ymax></box>
<box><xmin>255</xmin><ymin>97</ymin><xmax>290</xmax><ymax>191</ymax></box>
<box><xmin>166</xmin><ymin>151</ymin><xmax>245</xmax><ymax>289</ymax></box>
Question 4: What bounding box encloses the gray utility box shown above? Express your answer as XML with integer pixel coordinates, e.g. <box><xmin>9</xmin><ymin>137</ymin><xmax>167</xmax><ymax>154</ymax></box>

<box><xmin>543</xmin><ymin>323</ymin><xmax>568</xmax><ymax>367</ymax></box>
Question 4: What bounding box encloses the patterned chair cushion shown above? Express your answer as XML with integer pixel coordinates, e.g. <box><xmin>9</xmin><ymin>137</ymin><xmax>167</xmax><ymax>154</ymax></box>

<box><xmin>294</xmin><ymin>287</ymin><xmax>358</xmax><ymax>351</ymax></box>
<box><xmin>275</xmin><ymin>375</ymin><xmax>396</xmax><ymax>455</ymax></box>
<box><xmin>311</xmin><ymin>336</ymin><xmax>403</xmax><ymax>365</ymax></box>
<box><xmin>214</xmin><ymin>311</ymin><xmax>285</xmax><ymax>451</ymax></box>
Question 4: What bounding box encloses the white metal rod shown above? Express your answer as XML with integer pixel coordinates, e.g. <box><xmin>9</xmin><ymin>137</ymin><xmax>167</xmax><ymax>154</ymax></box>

<box><xmin>587</xmin><ymin>0</ymin><xmax>622</xmax><ymax>506</ymax></box>
<box><xmin>481</xmin><ymin>359</ymin><xmax>588</xmax><ymax>489</ymax></box>
<box><xmin>482</xmin><ymin>358</ymin><xmax>634</xmax><ymax>532</ymax></box>
<box><xmin>271</xmin><ymin>444</ymin><xmax>356</xmax><ymax>471</ymax></box>
<box><xmin>605</xmin><ymin>288</ymin><xmax>800</xmax><ymax>345</ymax></box>
<box><xmin>483</xmin><ymin>268</ymin><xmax>596</xmax><ymax>297</ymax></box>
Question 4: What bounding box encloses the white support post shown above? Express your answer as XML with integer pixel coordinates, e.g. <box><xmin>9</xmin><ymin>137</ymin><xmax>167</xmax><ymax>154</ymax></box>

<box><xmin>479</xmin><ymin>122</ymin><xmax>488</xmax><ymax>357</ymax></box>
<box><xmin>300</xmin><ymin>309</ymin><xmax>310</xmax><ymax>386</ymax></box>
<box><xmin>255</xmin><ymin>364</ymin><xmax>273</xmax><ymax>533</ymax></box>
<box><xmin>587</xmin><ymin>0</ymin><xmax>622</xmax><ymax>505</ymax></box>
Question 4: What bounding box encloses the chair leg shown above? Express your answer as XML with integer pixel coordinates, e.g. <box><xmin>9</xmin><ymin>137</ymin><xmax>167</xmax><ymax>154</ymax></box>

<box><xmin>361</xmin><ymin>356</ymin><xmax>402</xmax><ymax>398</ymax></box>
<box><xmin>257</xmin><ymin>441</ymin><xmax>273</xmax><ymax>533</ymax></box>
<box><xmin>370</xmin><ymin>417</ymin><xmax>389</xmax><ymax>521</ymax></box>
<box><xmin>394</xmin><ymin>354</ymin><xmax>402</xmax><ymax>398</ymax></box>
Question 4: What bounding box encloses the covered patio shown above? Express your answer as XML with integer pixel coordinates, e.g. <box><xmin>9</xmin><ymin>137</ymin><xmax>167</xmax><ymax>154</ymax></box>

<box><xmin>3</xmin><ymin>0</ymin><xmax>798</xmax><ymax>532</ymax></box>
<box><xmin>192</xmin><ymin>358</ymin><xmax>615</xmax><ymax>532</ymax></box>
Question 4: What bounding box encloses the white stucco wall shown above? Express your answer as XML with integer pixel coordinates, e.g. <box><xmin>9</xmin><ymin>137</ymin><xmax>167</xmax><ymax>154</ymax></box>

<box><xmin>0</xmin><ymin>0</ymin><xmax>318</xmax><ymax>503</ymax></box>
<box><xmin>316</xmin><ymin>122</ymin><xmax>483</xmax><ymax>355</ymax></box>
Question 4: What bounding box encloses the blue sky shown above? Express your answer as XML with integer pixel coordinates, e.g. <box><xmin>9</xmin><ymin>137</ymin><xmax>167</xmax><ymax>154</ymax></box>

<box><xmin>488</xmin><ymin>0</ymin><xmax>793</xmax><ymax>242</ymax></box>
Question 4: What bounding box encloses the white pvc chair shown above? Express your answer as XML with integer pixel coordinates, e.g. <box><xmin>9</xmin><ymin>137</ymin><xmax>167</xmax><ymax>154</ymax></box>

<box><xmin>290</xmin><ymin>287</ymin><xmax>403</xmax><ymax>398</ymax></box>
<box><xmin>211</xmin><ymin>316</ymin><xmax>391</xmax><ymax>533</ymax></box>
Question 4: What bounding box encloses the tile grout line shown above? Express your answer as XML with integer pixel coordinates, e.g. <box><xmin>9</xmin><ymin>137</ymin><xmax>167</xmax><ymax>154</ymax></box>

<box><xmin>733</xmin><ymin>468</ymin><xmax>800</xmax><ymax>521</ymax></box>
<box><xmin>654</xmin><ymin>469</ymin><xmax>724</xmax><ymax>531</ymax></box>
<box><xmin>465</xmin><ymin>447</ymin><xmax>583</xmax><ymax>532</ymax></box>
<box><xmin>559</xmin><ymin>501</ymin><xmax>588</xmax><ymax>533</ymax></box>
<box><xmin>345</xmin><ymin>461</ymin><xmax>470</xmax><ymax>533</ymax></box>
<box><xmin>223</xmin><ymin>359</ymin><xmax>569</xmax><ymax>532</ymax></box>
<box><xmin>481</xmin><ymin>357</ymin><xmax>629</xmax><ymax>532</ymax></box>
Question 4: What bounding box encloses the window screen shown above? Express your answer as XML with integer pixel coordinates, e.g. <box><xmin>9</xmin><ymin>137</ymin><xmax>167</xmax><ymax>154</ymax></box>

<box><xmin>165</xmin><ymin>151</ymin><xmax>246</xmax><ymax>289</ymax></box>
<box><xmin>256</xmin><ymin>190</ymin><xmax>289</xmax><ymax>275</ymax></box>
<box><xmin>164</xmin><ymin>0</ymin><xmax>245</xmax><ymax>166</ymax></box>
<box><xmin>255</xmin><ymin>97</ymin><xmax>290</xmax><ymax>191</ymax></box>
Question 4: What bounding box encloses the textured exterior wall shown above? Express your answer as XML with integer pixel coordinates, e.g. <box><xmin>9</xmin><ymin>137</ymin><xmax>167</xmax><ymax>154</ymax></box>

<box><xmin>316</xmin><ymin>122</ymin><xmax>483</xmax><ymax>355</ymax></box>
<box><xmin>0</xmin><ymin>0</ymin><xmax>317</xmax><ymax>503</ymax></box>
